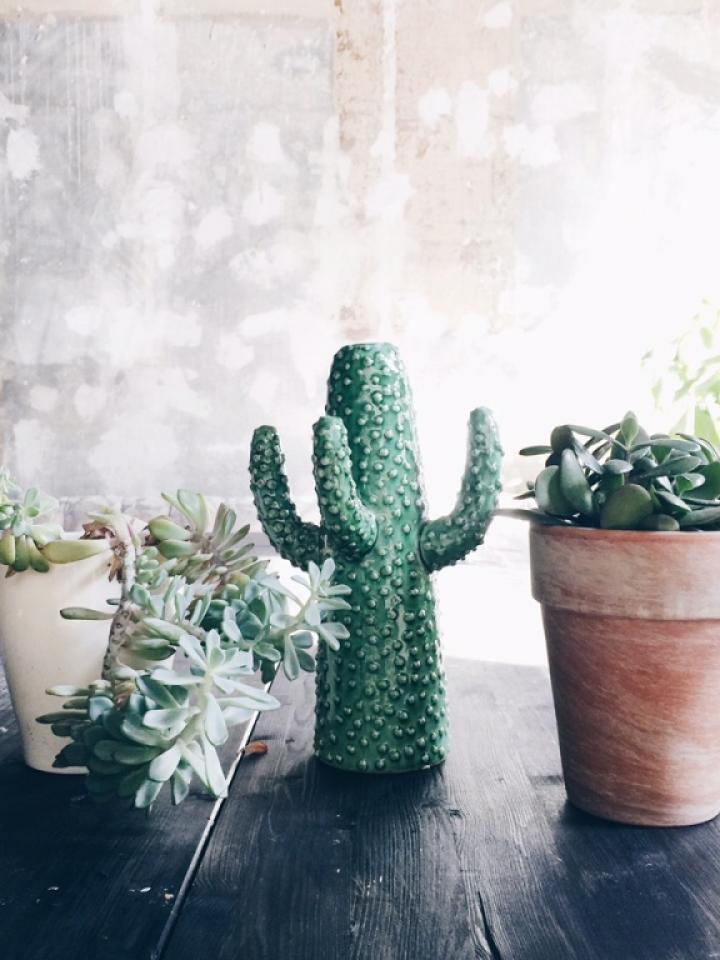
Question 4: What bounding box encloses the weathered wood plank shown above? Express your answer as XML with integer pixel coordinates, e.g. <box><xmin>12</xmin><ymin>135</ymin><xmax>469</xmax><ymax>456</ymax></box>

<box><xmin>0</xmin><ymin>665</ymin><xmax>258</xmax><ymax>960</ymax></box>
<box><xmin>164</xmin><ymin>659</ymin><xmax>720</xmax><ymax>960</ymax></box>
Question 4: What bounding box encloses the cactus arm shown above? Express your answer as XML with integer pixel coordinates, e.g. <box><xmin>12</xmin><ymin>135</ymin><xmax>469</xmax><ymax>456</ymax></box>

<box><xmin>249</xmin><ymin>426</ymin><xmax>322</xmax><ymax>569</ymax></box>
<box><xmin>419</xmin><ymin>407</ymin><xmax>503</xmax><ymax>572</ymax></box>
<box><xmin>313</xmin><ymin>416</ymin><xmax>378</xmax><ymax>559</ymax></box>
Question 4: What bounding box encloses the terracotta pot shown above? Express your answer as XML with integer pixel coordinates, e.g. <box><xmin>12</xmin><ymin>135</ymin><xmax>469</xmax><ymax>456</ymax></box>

<box><xmin>530</xmin><ymin>523</ymin><xmax>720</xmax><ymax>827</ymax></box>
<box><xmin>0</xmin><ymin>551</ymin><xmax>119</xmax><ymax>773</ymax></box>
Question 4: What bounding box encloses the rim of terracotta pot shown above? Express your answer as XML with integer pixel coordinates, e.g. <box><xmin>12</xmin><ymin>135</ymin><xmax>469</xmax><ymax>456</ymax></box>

<box><xmin>530</xmin><ymin>522</ymin><xmax>720</xmax><ymax>543</ymax></box>
<box><xmin>529</xmin><ymin>521</ymin><xmax>720</xmax><ymax>619</ymax></box>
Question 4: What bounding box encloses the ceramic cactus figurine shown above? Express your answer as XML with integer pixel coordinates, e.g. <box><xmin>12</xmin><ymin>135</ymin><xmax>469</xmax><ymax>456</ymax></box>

<box><xmin>249</xmin><ymin>342</ymin><xmax>502</xmax><ymax>772</ymax></box>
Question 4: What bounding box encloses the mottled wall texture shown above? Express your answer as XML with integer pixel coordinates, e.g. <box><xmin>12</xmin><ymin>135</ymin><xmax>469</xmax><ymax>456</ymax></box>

<box><xmin>2</xmin><ymin>0</ymin><xmax>720</xmax><ymax>519</ymax></box>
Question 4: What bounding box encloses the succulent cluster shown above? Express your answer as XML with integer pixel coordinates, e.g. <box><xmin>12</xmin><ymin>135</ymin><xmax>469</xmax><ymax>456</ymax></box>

<box><xmin>0</xmin><ymin>470</ymin><xmax>106</xmax><ymax>575</ymax></box>
<box><xmin>519</xmin><ymin>412</ymin><xmax>720</xmax><ymax>530</ymax></box>
<box><xmin>39</xmin><ymin>492</ymin><xmax>351</xmax><ymax>810</ymax></box>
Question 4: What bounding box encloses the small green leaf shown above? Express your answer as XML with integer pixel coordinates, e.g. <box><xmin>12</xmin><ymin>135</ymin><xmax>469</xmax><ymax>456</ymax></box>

<box><xmin>600</xmin><ymin>484</ymin><xmax>654</xmax><ymax>529</ymax></box>
<box><xmin>679</xmin><ymin>505</ymin><xmax>720</xmax><ymax>527</ymax></box>
<box><xmin>639</xmin><ymin>514</ymin><xmax>680</xmax><ymax>531</ymax></box>
<box><xmin>171</xmin><ymin>768</ymin><xmax>191</xmax><ymax>805</ymax></box>
<box><xmin>204</xmin><ymin>694</ymin><xmax>229</xmax><ymax>746</ymax></box>
<box><xmin>254</xmin><ymin>642</ymin><xmax>281</xmax><ymax>662</ymax></box>
<box><xmin>149</xmin><ymin>745</ymin><xmax>182</xmax><ymax>782</ymax></box>
<box><xmin>59</xmin><ymin>606</ymin><xmax>113</xmax><ymax>621</ymax></box>
<box><xmin>114</xmin><ymin>744</ymin><xmax>162</xmax><ymax>766</ymax></box>
<box><xmin>283</xmin><ymin>638</ymin><xmax>300</xmax><ymax>681</ymax></box>
<box><xmin>693</xmin><ymin>462</ymin><xmax>720</xmax><ymax>500</ymax></box>
<box><xmin>636</xmin><ymin>456</ymin><xmax>702</xmax><ymax>479</ymax></box>
<box><xmin>558</xmin><ymin>449</ymin><xmax>594</xmax><ymax>517</ymax></box>
<box><xmin>143</xmin><ymin>707</ymin><xmax>189</xmax><ymax>730</ymax></box>
<box><xmin>135</xmin><ymin>779</ymin><xmax>164</xmax><ymax>809</ymax></box>
<box><xmin>620</xmin><ymin>411</ymin><xmax>639</xmax><ymax>445</ymax></box>
<box><xmin>518</xmin><ymin>445</ymin><xmax>552</xmax><ymax>456</ymax></box>
<box><xmin>603</xmin><ymin>459</ymin><xmax>633</xmax><ymax>475</ymax></box>
<box><xmin>202</xmin><ymin>737</ymin><xmax>227</xmax><ymax>798</ymax></box>
<box><xmin>550</xmin><ymin>426</ymin><xmax>574</xmax><ymax>454</ymax></box>
<box><xmin>533</xmin><ymin>466</ymin><xmax>575</xmax><ymax>518</ymax></box>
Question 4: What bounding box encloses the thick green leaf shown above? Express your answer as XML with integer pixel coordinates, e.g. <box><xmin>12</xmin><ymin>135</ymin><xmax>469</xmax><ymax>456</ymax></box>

<box><xmin>558</xmin><ymin>449</ymin><xmax>594</xmax><ymax>516</ymax></box>
<box><xmin>121</xmin><ymin>715</ymin><xmax>170</xmax><ymax>747</ymax></box>
<box><xmin>655</xmin><ymin>490</ymin><xmax>690</xmax><ymax>513</ymax></box>
<box><xmin>36</xmin><ymin>711</ymin><xmax>86</xmax><ymax>724</ymax></box>
<box><xmin>149</xmin><ymin>745</ymin><xmax>182</xmax><ymax>782</ymax></box>
<box><xmin>550</xmin><ymin>426</ymin><xmax>574</xmax><ymax>454</ymax></box>
<box><xmin>636</xmin><ymin>455</ymin><xmax>702</xmax><ymax>479</ymax></box>
<box><xmin>533</xmin><ymin>466</ymin><xmax>575</xmax><ymax>518</ymax></box>
<box><xmin>283</xmin><ymin>638</ymin><xmax>300</xmax><ymax>681</ymax></box>
<box><xmin>143</xmin><ymin>707</ymin><xmax>189</xmax><ymax>730</ymax></box>
<box><xmin>93</xmin><ymin>739</ymin><xmax>120</xmax><ymax>761</ymax></box>
<box><xmin>202</xmin><ymin>737</ymin><xmax>227</xmax><ymax>798</ymax></box>
<box><xmin>135</xmin><ymin>677</ymin><xmax>176</xmax><ymax>709</ymax></box>
<box><xmin>603</xmin><ymin>459</ymin><xmax>633</xmax><ymax>475</ymax></box>
<box><xmin>679</xmin><ymin>506</ymin><xmax>720</xmax><ymax>527</ymax></box>
<box><xmin>693</xmin><ymin>462</ymin><xmax>720</xmax><ymax>500</ymax></box>
<box><xmin>114</xmin><ymin>744</ymin><xmax>162</xmax><ymax>766</ymax></box>
<box><xmin>171</xmin><ymin>768</ymin><xmax>191</xmax><ymax>805</ymax></box>
<box><xmin>600</xmin><ymin>484</ymin><xmax>653</xmax><ymax>529</ymax></box>
<box><xmin>59</xmin><ymin>607</ymin><xmax>113</xmax><ymax>621</ymax></box>
<box><xmin>620</xmin><ymin>411</ymin><xmax>639</xmax><ymax>445</ymax></box>
<box><xmin>296</xmin><ymin>649</ymin><xmax>316</xmax><ymax>672</ymax></box>
<box><xmin>177</xmin><ymin>489</ymin><xmax>209</xmax><ymax>534</ymax></box>
<box><xmin>631</xmin><ymin>437</ymin><xmax>701</xmax><ymax>455</ymax></box>
<box><xmin>117</xmin><ymin>767</ymin><xmax>150</xmax><ymax>798</ymax></box>
<box><xmin>518</xmin><ymin>445</ymin><xmax>552</xmax><ymax>456</ymax></box>
<box><xmin>572</xmin><ymin>441</ymin><xmax>603</xmax><ymax>475</ymax></box>
<box><xmin>135</xmin><ymin>778</ymin><xmax>164</xmax><ymax>809</ymax></box>
<box><xmin>254</xmin><ymin>642</ymin><xmax>281</xmax><ymax>662</ymax></box>
<box><xmin>53</xmin><ymin>743</ymin><xmax>88</xmax><ymax>768</ymax></box>
<box><xmin>204</xmin><ymin>694</ymin><xmax>229</xmax><ymax>746</ymax></box>
<box><xmin>640</xmin><ymin>514</ymin><xmax>680</xmax><ymax>531</ymax></box>
<box><xmin>88</xmin><ymin>697</ymin><xmax>114</xmax><ymax>721</ymax></box>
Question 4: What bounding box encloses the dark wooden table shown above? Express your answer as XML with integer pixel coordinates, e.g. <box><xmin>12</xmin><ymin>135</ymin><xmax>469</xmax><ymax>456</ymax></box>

<box><xmin>1</xmin><ymin>658</ymin><xmax>719</xmax><ymax>960</ymax></box>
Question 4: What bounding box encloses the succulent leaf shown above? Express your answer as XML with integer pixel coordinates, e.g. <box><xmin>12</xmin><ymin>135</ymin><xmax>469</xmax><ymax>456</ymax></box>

<box><xmin>600</xmin><ymin>484</ymin><xmax>654</xmax><ymax>529</ymax></box>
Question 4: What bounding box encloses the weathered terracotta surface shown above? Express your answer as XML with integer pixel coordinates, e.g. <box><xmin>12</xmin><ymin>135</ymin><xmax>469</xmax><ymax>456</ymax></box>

<box><xmin>530</xmin><ymin>524</ymin><xmax>720</xmax><ymax>826</ymax></box>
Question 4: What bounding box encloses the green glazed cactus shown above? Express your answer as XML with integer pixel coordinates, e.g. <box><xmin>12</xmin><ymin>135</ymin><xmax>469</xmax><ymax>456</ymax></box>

<box><xmin>249</xmin><ymin>342</ymin><xmax>503</xmax><ymax>772</ymax></box>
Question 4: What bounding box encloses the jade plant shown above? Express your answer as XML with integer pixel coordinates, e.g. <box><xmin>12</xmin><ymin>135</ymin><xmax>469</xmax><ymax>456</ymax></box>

<box><xmin>249</xmin><ymin>342</ymin><xmax>503</xmax><ymax>773</ymax></box>
<box><xmin>38</xmin><ymin>491</ymin><xmax>350</xmax><ymax>809</ymax></box>
<box><xmin>0</xmin><ymin>469</ymin><xmax>107</xmax><ymax>574</ymax></box>
<box><xmin>517</xmin><ymin>412</ymin><xmax>720</xmax><ymax>530</ymax></box>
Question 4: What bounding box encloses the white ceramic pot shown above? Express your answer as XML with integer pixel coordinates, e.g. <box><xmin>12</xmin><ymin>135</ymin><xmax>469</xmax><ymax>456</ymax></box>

<box><xmin>0</xmin><ymin>550</ymin><xmax>120</xmax><ymax>773</ymax></box>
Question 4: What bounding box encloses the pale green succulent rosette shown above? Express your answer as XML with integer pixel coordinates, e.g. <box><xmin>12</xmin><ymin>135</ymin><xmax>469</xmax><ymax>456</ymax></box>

<box><xmin>0</xmin><ymin>468</ymin><xmax>112</xmax><ymax>575</ymax></box>
<box><xmin>40</xmin><ymin>491</ymin><xmax>351</xmax><ymax>811</ymax></box>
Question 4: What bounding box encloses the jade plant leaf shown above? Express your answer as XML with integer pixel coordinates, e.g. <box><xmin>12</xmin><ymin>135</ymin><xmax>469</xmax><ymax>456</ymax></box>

<box><xmin>517</xmin><ymin>413</ymin><xmax>720</xmax><ymax>530</ymax></box>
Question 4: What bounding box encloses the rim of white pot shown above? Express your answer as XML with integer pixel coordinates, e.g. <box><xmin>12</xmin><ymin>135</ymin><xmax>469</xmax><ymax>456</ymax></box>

<box><xmin>529</xmin><ymin>521</ymin><xmax>720</xmax><ymax>620</ymax></box>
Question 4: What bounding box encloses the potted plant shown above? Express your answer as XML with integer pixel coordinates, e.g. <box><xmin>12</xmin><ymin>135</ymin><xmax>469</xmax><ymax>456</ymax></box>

<box><xmin>0</xmin><ymin>471</ymin><xmax>118</xmax><ymax>773</ymax></box>
<box><xmin>516</xmin><ymin>412</ymin><xmax>720</xmax><ymax>826</ymax></box>
<box><xmin>40</xmin><ymin>490</ymin><xmax>351</xmax><ymax>810</ymax></box>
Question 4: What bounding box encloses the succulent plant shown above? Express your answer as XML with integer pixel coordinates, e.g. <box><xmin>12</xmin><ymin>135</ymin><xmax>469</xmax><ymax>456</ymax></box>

<box><xmin>0</xmin><ymin>469</ymin><xmax>110</xmax><ymax>575</ymax></box>
<box><xmin>148</xmin><ymin>493</ymin><xmax>261</xmax><ymax>587</ymax></box>
<box><xmin>39</xmin><ymin>492</ymin><xmax>350</xmax><ymax>810</ymax></box>
<box><xmin>518</xmin><ymin>412</ymin><xmax>720</xmax><ymax>530</ymax></box>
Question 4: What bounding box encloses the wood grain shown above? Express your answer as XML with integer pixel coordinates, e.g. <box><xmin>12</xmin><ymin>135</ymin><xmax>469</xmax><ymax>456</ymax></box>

<box><xmin>163</xmin><ymin>661</ymin><xmax>720</xmax><ymax>960</ymax></box>
<box><xmin>3</xmin><ymin>658</ymin><xmax>720</xmax><ymax>959</ymax></box>
<box><xmin>0</xmin><ymin>665</ymin><xmax>259</xmax><ymax>960</ymax></box>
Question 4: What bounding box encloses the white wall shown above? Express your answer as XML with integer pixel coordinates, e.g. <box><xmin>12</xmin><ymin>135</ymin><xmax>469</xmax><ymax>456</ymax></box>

<box><xmin>2</xmin><ymin>0</ymin><xmax>720</xmax><ymax>524</ymax></box>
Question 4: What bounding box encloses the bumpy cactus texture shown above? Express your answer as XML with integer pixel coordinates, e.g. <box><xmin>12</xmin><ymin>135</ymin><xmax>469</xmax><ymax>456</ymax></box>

<box><xmin>250</xmin><ymin>343</ymin><xmax>503</xmax><ymax>772</ymax></box>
